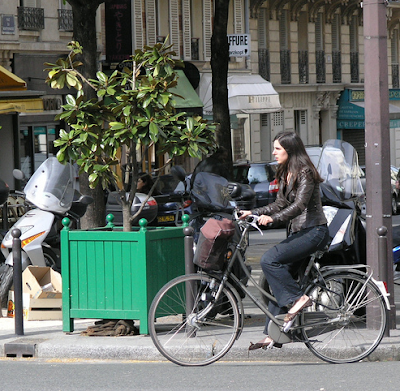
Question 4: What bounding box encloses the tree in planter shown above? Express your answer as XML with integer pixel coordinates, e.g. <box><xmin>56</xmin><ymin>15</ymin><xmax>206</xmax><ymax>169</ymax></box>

<box><xmin>45</xmin><ymin>41</ymin><xmax>216</xmax><ymax>232</ymax></box>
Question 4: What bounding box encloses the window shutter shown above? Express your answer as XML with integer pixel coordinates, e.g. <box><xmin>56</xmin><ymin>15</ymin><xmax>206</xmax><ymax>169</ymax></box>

<box><xmin>279</xmin><ymin>9</ymin><xmax>288</xmax><ymax>50</ymax></box>
<box><xmin>315</xmin><ymin>13</ymin><xmax>324</xmax><ymax>51</ymax></box>
<box><xmin>182</xmin><ymin>0</ymin><xmax>191</xmax><ymax>60</ymax></box>
<box><xmin>146</xmin><ymin>0</ymin><xmax>157</xmax><ymax>46</ymax></box>
<box><xmin>169</xmin><ymin>0</ymin><xmax>181</xmax><ymax>57</ymax></box>
<box><xmin>349</xmin><ymin>15</ymin><xmax>358</xmax><ymax>52</ymax></box>
<box><xmin>133</xmin><ymin>0</ymin><xmax>144</xmax><ymax>51</ymax></box>
<box><xmin>234</xmin><ymin>0</ymin><xmax>243</xmax><ymax>34</ymax></box>
<box><xmin>203</xmin><ymin>0</ymin><xmax>212</xmax><ymax>60</ymax></box>
<box><xmin>392</xmin><ymin>30</ymin><xmax>399</xmax><ymax>65</ymax></box>
<box><xmin>332</xmin><ymin>14</ymin><xmax>340</xmax><ymax>52</ymax></box>
<box><xmin>258</xmin><ymin>8</ymin><xmax>267</xmax><ymax>49</ymax></box>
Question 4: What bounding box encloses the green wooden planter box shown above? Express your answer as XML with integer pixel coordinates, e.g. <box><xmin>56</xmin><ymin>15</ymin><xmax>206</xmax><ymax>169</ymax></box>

<box><xmin>60</xmin><ymin>218</ymin><xmax>186</xmax><ymax>335</ymax></box>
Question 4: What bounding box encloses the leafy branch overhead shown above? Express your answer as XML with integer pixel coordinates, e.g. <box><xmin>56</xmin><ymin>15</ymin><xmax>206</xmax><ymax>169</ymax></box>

<box><xmin>45</xmin><ymin>40</ymin><xmax>217</xmax><ymax>230</ymax></box>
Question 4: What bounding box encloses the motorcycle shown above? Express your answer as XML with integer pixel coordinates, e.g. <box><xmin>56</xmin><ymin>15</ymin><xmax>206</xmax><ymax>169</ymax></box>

<box><xmin>0</xmin><ymin>178</ymin><xmax>10</xmax><ymax>268</ymax></box>
<box><xmin>0</xmin><ymin>157</ymin><xmax>93</xmax><ymax>308</ymax></box>
<box><xmin>258</xmin><ymin>139</ymin><xmax>368</xmax><ymax>303</ymax></box>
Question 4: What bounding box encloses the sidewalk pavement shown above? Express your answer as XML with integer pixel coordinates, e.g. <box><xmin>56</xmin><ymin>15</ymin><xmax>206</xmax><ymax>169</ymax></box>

<box><xmin>1</xmin><ymin>234</ymin><xmax>400</xmax><ymax>363</ymax></box>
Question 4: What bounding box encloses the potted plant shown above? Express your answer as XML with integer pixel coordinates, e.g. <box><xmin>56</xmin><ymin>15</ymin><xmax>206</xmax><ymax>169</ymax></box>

<box><xmin>45</xmin><ymin>41</ymin><xmax>216</xmax><ymax>334</ymax></box>
<box><xmin>46</xmin><ymin>40</ymin><xmax>216</xmax><ymax>231</ymax></box>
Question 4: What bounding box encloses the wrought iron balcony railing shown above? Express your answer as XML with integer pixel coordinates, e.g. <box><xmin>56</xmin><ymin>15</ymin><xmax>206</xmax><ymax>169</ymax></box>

<box><xmin>280</xmin><ymin>49</ymin><xmax>291</xmax><ymax>84</ymax></box>
<box><xmin>298</xmin><ymin>50</ymin><xmax>309</xmax><ymax>84</ymax></box>
<box><xmin>258</xmin><ymin>48</ymin><xmax>270</xmax><ymax>81</ymax></box>
<box><xmin>58</xmin><ymin>9</ymin><xmax>73</xmax><ymax>32</ymax></box>
<box><xmin>392</xmin><ymin>64</ymin><xmax>399</xmax><ymax>88</ymax></box>
<box><xmin>332</xmin><ymin>51</ymin><xmax>342</xmax><ymax>83</ymax></box>
<box><xmin>191</xmin><ymin>38</ymin><xmax>199</xmax><ymax>60</ymax></box>
<box><xmin>350</xmin><ymin>52</ymin><xmax>359</xmax><ymax>83</ymax></box>
<box><xmin>316</xmin><ymin>50</ymin><xmax>326</xmax><ymax>83</ymax></box>
<box><xmin>18</xmin><ymin>7</ymin><xmax>44</xmax><ymax>31</ymax></box>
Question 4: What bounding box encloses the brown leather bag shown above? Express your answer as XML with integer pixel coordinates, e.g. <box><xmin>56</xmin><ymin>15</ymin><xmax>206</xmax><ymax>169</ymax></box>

<box><xmin>193</xmin><ymin>218</ymin><xmax>235</xmax><ymax>271</ymax></box>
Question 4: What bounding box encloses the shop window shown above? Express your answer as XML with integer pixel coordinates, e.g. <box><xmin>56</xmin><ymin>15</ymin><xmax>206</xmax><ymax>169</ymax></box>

<box><xmin>20</xmin><ymin>126</ymin><xmax>57</xmax><ymax>178</ymax></box>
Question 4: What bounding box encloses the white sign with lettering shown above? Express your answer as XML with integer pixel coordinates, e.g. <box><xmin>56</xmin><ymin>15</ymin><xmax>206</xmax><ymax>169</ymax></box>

<box><xmin>228</xmin><ymin>34</ymin><xmax>250</xmax><ymax>57</ymax></box>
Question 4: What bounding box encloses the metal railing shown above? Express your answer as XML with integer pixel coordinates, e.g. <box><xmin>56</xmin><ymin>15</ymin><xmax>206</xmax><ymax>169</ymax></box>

<box><xmin>17</xmin><ymin>7</ymin><xmax>44</xmax><ymax>30</ymax></box>
<box><xmin>258</xmin><ymin>48</ymin><xmax>270</xmax><ymax>81</ymax></box>
<box><xmin>350</xmin><ymin>52</ymin><xmax>359</xmax><ymax>83</ymax></box>
<box><xmin>332</xmin><ymin>51</ymin><xmax>342</xmax><ymax>83</ymax></box>
<box><xmin>191</xmin><ymin>38</ymin><xmax>199</xmax><ymax>60</ymax></box>
<box><xmin>316</xmin><ymin>50</ymin><xmax>326</xmax><ymax>83</ymax></box>
<box><xmin>280</xmin><ymin>49</ymin><xmax>291</xmax><ymax>84</ymax></box>
<box><xmin>58</xmin><ymin>9</ymin><xmax>73</xmax><ymax>32</ymax></box>
<box><xmin>298</xmin><ymin>50</ymin><xmax>309</xmax><ymax>84</ymax></box>
<box><xmin>392</xmin><ymin>63</ymin><xmax>399</xmax><ymax>88</ymax></box>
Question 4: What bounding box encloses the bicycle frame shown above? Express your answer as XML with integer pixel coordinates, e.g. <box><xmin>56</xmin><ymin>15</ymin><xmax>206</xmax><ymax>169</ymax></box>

<box><xmin>204</xmin><ymin>215</ymin><xmax>390</xmax><ymax>342</ymax></box>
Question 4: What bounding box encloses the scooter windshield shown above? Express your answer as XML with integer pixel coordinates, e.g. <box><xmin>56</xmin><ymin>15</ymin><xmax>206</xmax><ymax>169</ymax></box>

<box><xmin>24</xmin><ymin>157</ymin><xmax>75</xmax><ymax>213</ymax></box>
<box><xmin>317</xmin><ymin>139</ymin><xmax>364</xmax><ymax>201</ymax></box>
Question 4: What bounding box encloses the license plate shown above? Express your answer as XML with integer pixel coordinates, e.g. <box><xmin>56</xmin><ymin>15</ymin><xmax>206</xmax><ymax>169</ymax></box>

<box><xmin>157</xmin><ymin>215</ymin><xmax>175</xmax><ymax>223</ymax></box>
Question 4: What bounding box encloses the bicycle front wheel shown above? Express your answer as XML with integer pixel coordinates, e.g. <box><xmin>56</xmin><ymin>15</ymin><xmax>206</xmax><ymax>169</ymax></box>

<box><xmin>148</xmin><ymin>273</ymin><xmax>240</xmax><ymax>366</ymax></box>
<box><xmin>300</xmin><ymin>272</ymin><xmax>387</xmax><ymax>363</ymax></box>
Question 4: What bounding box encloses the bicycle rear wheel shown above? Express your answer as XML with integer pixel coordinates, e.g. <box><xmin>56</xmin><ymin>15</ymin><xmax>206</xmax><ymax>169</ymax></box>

<box><xmin>148</xmin><ymin>273</ymin><xmax>240</xmax><ymax>366</ymax></box>
<box><xmin>300</xmin><ymin>272</ymin><xmax>387</xmax><ymax>363</ymax></box>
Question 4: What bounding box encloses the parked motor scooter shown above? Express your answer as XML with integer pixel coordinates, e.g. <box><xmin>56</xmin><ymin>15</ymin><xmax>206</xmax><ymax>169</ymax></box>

<box><xmin>0</xmin><ymin>178</ymin><xmax>10</xmax><ymax>269</ymax></box>
<box><xmin>258</xmin><ymin>139</ymin><xmax>368</xmax><ymax>303</ymax></box>
<box><xmin>190</xmin><ymin>172</ymin><xmax>257</xmax><ymax>297</ymax></box>
<box><xmin>0</xmin><ymin>157</ymin><xmax>93</xmax><ymax>308</ymax></box>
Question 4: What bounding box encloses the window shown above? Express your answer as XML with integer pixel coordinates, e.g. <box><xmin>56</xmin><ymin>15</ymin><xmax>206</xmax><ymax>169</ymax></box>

<box><xmin>280</xmin><ymin>9</ymin><xmax>291</xmax><ymax>84</ymax></box>
<box><xmin>20</xmin><ymin>126</ymin><xmax>57</xmax><ymax>178</ymax></box>
<box><xmin>258</xmin><ymin>7</ymin><xmax>270</xmax><ymax>80</ymax></box>
<box><xmin>315</xmin><ymin>12</ymin><xmax>325</xmax><ymax>83</ymax></box>
<box><xmin>332</xmin><ymin>13</ymin><xmax>341</xmax><ymax>83</ymax></box>
<box><xmin>392</xmin><ymin>30</ymin><xmax>399</xmax><ymax>88</ymax></box>
<box><xmin>349</xmin><ymin>15</ymin><xmax>359</xmax><ymax>83</ymax></box>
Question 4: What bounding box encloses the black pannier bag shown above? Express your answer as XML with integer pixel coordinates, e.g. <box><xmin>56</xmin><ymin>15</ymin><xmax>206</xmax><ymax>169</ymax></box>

<box><xmin>193</xmin><ymin>217</ymin><xmax>235</xmax><ymax>271</ymax></box>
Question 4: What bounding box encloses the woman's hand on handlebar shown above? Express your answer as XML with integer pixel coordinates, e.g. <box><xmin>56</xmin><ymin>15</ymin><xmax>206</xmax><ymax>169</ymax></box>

<box><xmin>238</xmin><ymin>210</ymin><xmax>252</xmax><ymax>220</ymax></box>
<box><xmin>257</xmin><ymin>215</ymin><xmax>273</xmax><ymax>226</ymax></box>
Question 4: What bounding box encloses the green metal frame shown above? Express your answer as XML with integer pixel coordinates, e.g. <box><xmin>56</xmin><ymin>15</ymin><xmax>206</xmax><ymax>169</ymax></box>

<box><xmin>61</xmin><ymin>218</ymin><xmax>186</xmax><ymax>334</ymax></box>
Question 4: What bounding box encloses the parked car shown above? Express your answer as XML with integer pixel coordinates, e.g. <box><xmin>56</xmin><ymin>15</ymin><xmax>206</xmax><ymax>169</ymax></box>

<box><xmin>232</xmin><ymin>161</ymin><xmax>278</xmax><ymax>208</ymax></box>
<box><xmin>359</xmin><ymin>165</ymin><xmax>400</xmax><ymax>215</ymax></box>
<box><xmin>153</xmin><ymin>172</ymin><xmax>192</xmax><ymax>226</ymax></box>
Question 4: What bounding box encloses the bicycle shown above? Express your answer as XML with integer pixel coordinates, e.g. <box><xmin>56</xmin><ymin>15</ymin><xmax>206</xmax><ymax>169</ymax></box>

<box><xmin>148</xmin><ymin>212</ymin><xmax>390</xmax><ymax>366</ymax></box>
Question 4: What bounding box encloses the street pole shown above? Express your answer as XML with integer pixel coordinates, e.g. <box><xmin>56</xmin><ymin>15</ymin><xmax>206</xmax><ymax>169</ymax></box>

<box><xmin>363</xmin><ymin>0</ymin><xmax>396</xmax><ymax>328</ymax></box>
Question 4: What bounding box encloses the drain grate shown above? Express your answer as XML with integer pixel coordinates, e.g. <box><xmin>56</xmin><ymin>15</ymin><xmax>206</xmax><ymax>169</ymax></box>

<box><xmin>4</xmin><ymin>343</ymin><xmax>36</xmax><ymax>358</ymax></box>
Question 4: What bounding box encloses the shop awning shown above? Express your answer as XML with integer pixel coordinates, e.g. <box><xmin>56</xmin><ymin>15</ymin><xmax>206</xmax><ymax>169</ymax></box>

<box><xmin>0</xmin><ymin>98</ymin><xmax>44</xmax><ymax>114</ymax></box>
<box><xmin>0</xmin><ymin>65</ymin><xmax>27</xmax><ymax>91</ymax></box>
<box><xmin>170</xmin><ymin>70</ymin><xmax>203</xmax><ymax>113</ymax></box>
<box><xmin>198</xmin><ymin>73</ymin><xmax>281</xmax><ymax>115</ymax></box>
<box><xmin>337</xmin><ymin>100</ymin><xmax>400</xmax><ymax>129</ymax></box>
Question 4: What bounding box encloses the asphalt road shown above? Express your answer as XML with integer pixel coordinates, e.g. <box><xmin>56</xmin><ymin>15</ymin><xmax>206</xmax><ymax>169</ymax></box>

<box><xmin>0</xmin><ymin>359</ymin><xmax>399</xmax><ymax>391</ymax></box>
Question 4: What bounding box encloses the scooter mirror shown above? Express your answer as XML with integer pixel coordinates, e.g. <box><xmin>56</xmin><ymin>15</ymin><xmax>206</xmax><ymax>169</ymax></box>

<box><xmin>13</xmin><ymin>169</ymin><xmax>25</xmax><ymax>181</ymax></box>
<box><xmin>170</xmin><ymin>166</ymin><xmax>187</xmax><ymax>182</ymax></box>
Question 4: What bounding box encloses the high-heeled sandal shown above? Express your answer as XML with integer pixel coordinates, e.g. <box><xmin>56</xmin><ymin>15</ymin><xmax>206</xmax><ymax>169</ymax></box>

<box><xmin>248</xmin><ymin>337</ymin><xmax>283</xmax><ymax>351</ymax></box>
<box><xmin>282</xmin><ymin>297</ymin><xmax>313</xmax><ymax>333</ymax></box>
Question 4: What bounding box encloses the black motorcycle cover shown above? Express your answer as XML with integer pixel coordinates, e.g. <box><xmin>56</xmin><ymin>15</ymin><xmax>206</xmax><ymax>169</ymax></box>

<box><xmin>190</xmin><ymin>172</ymin><xmax>234</xmax><ymax>212</ymax></box>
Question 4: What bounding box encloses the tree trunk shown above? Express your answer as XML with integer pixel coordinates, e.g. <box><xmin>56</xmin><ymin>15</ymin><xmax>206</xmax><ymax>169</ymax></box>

<box><xmin>68</xmin><ymin>0</ymin><xmax>107</xmax><ymax>228</ymax></box>
<box><xmin>211</xmin><ymin>0</ymin><xmax>232</xmax><ymax>166</ymax></box>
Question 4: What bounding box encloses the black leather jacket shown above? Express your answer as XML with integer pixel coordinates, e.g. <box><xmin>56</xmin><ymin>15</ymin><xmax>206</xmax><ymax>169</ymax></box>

<box><xmin>252</xmin><ymin>167</ymin><xmax>327</xmax><ymax>233</ymax></box>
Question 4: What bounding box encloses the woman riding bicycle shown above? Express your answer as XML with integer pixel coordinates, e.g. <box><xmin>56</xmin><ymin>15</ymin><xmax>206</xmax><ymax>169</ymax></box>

<box><xmin>240</xmin><ymin>131</ymin><xmax>330</xmax><ymax>351</ymax></box>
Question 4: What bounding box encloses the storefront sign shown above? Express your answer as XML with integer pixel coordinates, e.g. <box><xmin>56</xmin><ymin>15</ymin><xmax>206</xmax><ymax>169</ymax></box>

<box><xmin>105</xmin><ymin>0</ymin><xmax>132</xmax><ymax>63</ymax></box>
<box><xmin>349</xmin><ymin>89</ymin><xmax>400</xmax><ymax>101</ymax></box>
<box><xmin>43</xmin><ymin>97</ymin><xmax>62</xmax><ymax>111</ymax></box>
<box><xmin>228</xmin><ymin>34</ymin><xmax>250</xmax><ymax>57</ymax></box>
<box><xmin>2</xmin><ymin>15</ymin><xmax>15</xmax><ymax>35</ymax></box>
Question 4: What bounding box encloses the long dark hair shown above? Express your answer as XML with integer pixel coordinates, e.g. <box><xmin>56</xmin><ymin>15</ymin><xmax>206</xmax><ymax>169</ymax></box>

<box><xmin>274</xmin><ymin>131</ymin><xmax>323</xmax><ymax>185</ymax></box>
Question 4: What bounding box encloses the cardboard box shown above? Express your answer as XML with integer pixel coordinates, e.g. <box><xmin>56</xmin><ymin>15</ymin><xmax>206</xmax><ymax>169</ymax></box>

<box><xmin>23</xmin><ymin>266</ymin><xmax>62</xmax><ymax>299</ymax></box>
<box><xmin>7</xmin><ymin>291</ymin><xmax>62</xmax><ymax>321</ymax></box>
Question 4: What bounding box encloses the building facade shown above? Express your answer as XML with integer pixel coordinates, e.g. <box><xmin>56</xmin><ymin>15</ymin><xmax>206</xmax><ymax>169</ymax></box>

<box><xmin>0</xmin><ymin>0</ymin><xmax>103</xmax><ymax>187</ymax></box>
